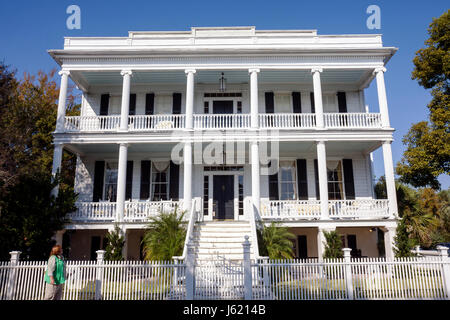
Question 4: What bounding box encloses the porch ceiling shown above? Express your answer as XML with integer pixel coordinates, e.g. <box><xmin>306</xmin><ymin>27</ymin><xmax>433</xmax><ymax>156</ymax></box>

<box><xmin>66</xmin><ymin>140</ymin><xmax>381</xmax><ymax>157</ymax></box>
<box><xmin>74</xmin><ymin>69</ymin><xmax>369</xmax><ymax>87</ymax></box>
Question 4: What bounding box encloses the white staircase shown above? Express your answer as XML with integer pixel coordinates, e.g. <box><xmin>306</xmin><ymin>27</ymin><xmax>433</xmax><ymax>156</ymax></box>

<box><xmin>190</xmin><ymin>221</ymin><xmax>256</xmax><ymax>261</ymax></box>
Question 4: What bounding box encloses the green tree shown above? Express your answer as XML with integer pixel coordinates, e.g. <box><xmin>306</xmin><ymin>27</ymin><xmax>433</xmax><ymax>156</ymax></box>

<box><xmin>0</xmin><ymin>172</ymin><xmax>77</xmax><ymax>260</ymax></box>
<box><xmin>257</xmin><ymin>221</ymin><xmax>295</xmax><ymax>259</ymax></box>
<box><xmin>141</xmin><ymin>207</ymin><xmax>186</xmax><ymax>261</ymax></box>
<box><xmin>396</xmin><ymin>9</ymin><xmax>450</xmax><ymax>189</ymax></box>
<box><xmin>322</xmin><ymin>230</ymin><xmax>343</xmax><ymax>259</ymax></box>
<box><xmin>394</xmin><ymin>217</ymin><xmax>416</xmax><ymax>258</ymax></box>
<box><xmin>104</xmin><ymin>224</ymin><xmax>125</xmax><ymax>261</ymax></box>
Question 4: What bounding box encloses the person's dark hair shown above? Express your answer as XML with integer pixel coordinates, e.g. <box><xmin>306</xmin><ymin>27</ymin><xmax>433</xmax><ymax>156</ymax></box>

<box><xmin>49</xmin><ymin>245</ymin><xmax>62</xmax><ymax>258</ymax></box>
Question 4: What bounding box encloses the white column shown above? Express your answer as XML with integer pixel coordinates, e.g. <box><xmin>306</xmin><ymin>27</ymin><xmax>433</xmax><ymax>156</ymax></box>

<box><xmin>183</xmin><ymin>142</ymin><xmax>192</xmax><ymax>212</ymax></box>
<box><xmin>382</xmin><ymin>141</ymin><xmax>398</xmax><ymax>218</ymax></box>
<box><xmin>251</xmin><ymin>141</ymin><xmax>260</xmax><ymax>218</ymax></box>
<box><xmin>382</xmin><ymin>226</ymin><xmax>396</xmax><ymax>260</ymax></box>
<box><xmin>56</xmin><ymin>70</ymin><xmax>70</xmax><ymax>132</ymax></box>
<box><xmin>374</xmin><ymin>67</ymin><xmax>390</xmax><ymax>128</ymax></box>
<box><xmin>316</xmin><ymin>141</ymin><xmax>329</xmax><ymax>219</ymax></box>
<box><xmin>185</xmin><ymin>69</ymin><xmax>196</xmax><ymax>130</ymax></box>
<box><xmin>311</xmin><ymin>68</ymin><xmax>324</xmax><ymax>128</ymax></box>
<box><xmin>317</xmin><ymin>226</ymin><xmax>335</xmax><ymax>261</ymax></box>
<box><xmin>116</xmin><ymin>143</ymin><xmax>128</xmax><ymax>222</ymax></box>
<box><xmin>119</xmin><ymin>70</ymin><xmax>132</xmax><ymax>131</ymax></box>
<box><xmin>51</xmin><ymin>143</ymin><xmax>64</xmax><ymax>197</ymax></box>
<box><xmin>249</xmin><ymin>69</ymin><xmax>260</xmax><ymax>129</ymax></box>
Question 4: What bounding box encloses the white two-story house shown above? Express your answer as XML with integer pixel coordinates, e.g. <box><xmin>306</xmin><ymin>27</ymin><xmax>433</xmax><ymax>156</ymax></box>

<box><xmin>49</xmin><ymin>26</ymin><xmax>399</xmax><ymax>261</ymax></box>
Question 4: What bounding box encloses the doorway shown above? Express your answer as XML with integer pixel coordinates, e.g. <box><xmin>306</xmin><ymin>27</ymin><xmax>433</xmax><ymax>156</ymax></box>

<box><xmin>213</xmin><ymin>100</ymin><xmax>234</xmax><ymax>114</ymax></box>
<box><xmin>213</xmin><ymin>175</ymin><xmax>234</xmax><ymax>220</ymax></box>
<box><xmin>297</xmin><ymin>235</ymin><xmax>308</xmax><ymax>259</ymax></box>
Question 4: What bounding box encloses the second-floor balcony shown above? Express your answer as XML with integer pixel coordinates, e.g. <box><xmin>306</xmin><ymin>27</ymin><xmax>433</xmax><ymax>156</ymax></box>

<box><xmin>67</xmin><ymin>199</ymin><xmax>390</xmax><ymax>224</ymax></box>
<box><xmin>63</xmin><ymin>112</ymin><xmax>382</xmax><ymax>133</ymax></box>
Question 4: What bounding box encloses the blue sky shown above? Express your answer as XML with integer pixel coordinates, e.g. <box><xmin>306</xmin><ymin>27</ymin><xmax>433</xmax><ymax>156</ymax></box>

<box><xmin>1</xmin><ymin>0</ymin><xmax>448</xmax><ymax>189</ymax></box>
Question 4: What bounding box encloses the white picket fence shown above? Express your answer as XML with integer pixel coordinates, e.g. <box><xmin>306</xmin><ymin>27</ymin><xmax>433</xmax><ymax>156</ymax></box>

<box><xmin>1</xmin><ymin>247</ymin><xmax>449</xmax><ymax>300</ymax></box>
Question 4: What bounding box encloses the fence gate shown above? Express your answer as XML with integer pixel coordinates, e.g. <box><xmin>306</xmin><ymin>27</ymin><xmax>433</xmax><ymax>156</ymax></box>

<box><xmin>194</xmin><ymin>258</ymin><xmax>245</xmax><ymax>300</ymax></box>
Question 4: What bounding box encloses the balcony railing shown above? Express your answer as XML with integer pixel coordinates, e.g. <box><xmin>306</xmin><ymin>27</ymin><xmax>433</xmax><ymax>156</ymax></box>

<box><xmin>328</xmin><ymin>199</ymin><xmax>390</xmax><ymax>219</ymax></box>
<box><xmin>124</xmin><ymin>200</ymin><xmax>182</xmax><ymax>221</ymax></box>
<box><xmin>324</xmin><ymin>113</ymin><xmax>382</xmax><ymax>129</ymax></box>
<box><xmin>260</xmin><ymin>199</ymin><xmax>390</xmax><ymax>220</ymax></box>
<box><xmin>68</xmin><ymin>202</ymin><xmax>117</xmax><ymax>221</ymax></box>
<box><xmin>128</xmin><ymin>115</ymin><xmax>185</xmax><ymax>131</ymax></box>
<box><xmin>193</xmin><ymin>114</ymin><xmax>251</xmax><ymax>130</ymax></box>
<box><xmin>68</xmin><ymin>200</ymin><xmax>182</xmax><ymax>223</ymax></box>
<box><xmin>259</xmin><ymin>113</ymin><xmax>316</xmax><ymax>129</ymax></box>
<box><xmin>260</xmin><ymin>200</ymin><xmax>321</xmax><ymax>219</ymax></box>
<box><xmin>63</xmin><ymin>112</ymin><xmax>382</xmax><ymax>132</ymax></box>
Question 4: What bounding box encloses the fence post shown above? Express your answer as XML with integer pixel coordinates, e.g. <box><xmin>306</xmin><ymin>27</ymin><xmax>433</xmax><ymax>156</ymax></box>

<box><xmin>7</xmin><ymin>251</ymin><xmax>21</xmax><ymax>300</ymax></box>
<box><xmin>95</xmin><ymin>250</ymin><xmax>105</xmax><ymax>300</ymax></box>
<box><xmin>243</xmin><ymin>235</ymin><xmax>252</xmax><ymax>300</ymax></box>
<box><xmin>437</xmin><ymin>246</ymin><xmax>450</xmax><ymax>300</ymax></box>
<box><xmin>185</xmin><ymin>239</ymin><xmax>195</xmax><ymax>300</ymax></box>
<box><xmin>342</xmin><ymin>248</ymin><xmax>354</xmax><ymax>300</ymax></box>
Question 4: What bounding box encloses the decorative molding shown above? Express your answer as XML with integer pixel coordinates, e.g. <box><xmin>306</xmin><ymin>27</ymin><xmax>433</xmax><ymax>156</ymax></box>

<box><xmin>373</xmin><ymin>67</ymin><xmax>387</xmax><ymax>75</ymax></box>
<box><xmin>120</xmin><ymin>69</ymin><xmax>133</xmax><ymax>76</ymax></box>
<box><xmin>311</xmin><ymin>67</ymin><xmax>323</xmax><ymax>73</ymax></box>
<box><xmin>185</xmin><ymin>69</ymin><xmax>197</xmax><ymax>74</ymax></box>
<box><xmin>58</xmin><ymin>70</ymin><xmax>70</xmax><ymax>76</ymax></box>
<box><xmin>248</xmin><ymin>68</ymin><xmax>260</xmax><ymax>74</ymax></box>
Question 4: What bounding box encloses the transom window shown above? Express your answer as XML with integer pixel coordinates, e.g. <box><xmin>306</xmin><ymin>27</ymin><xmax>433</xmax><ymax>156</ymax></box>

<box><xmin>151</xmin><ymin>161</ymin><xmax>170</xmax><ymax>201</ymax></box>
<box><xmin>327</xmin><ymin>161</ymin><xmax>344</xmax><ymax>200</ymax></box>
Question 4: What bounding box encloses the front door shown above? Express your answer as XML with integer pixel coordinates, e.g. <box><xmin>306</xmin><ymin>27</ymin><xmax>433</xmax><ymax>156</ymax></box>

<box><xmin>213</xmin><ymin>175</ymin><xmax>234</xmax><ymax>220</ymax></box>
<box><xmin>213</xmin><ymin>100</ymin><xmax>233</xmax><ymax>114</ymax></box>
<box><xmin>297</xmin><ymin>235</ymin><xmax>308</xmax><ymax>259</ymax></box>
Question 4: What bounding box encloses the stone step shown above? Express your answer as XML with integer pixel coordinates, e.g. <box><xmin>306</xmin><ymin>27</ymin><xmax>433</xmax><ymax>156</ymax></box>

<box><xmin>192</xmin><ymin>231</ymin><xmax>252</xmax><ymax>237</ymax></box>
<box><xmin>193</xmin><ymin>242</ymin><xmax>251</xmax><ymax>249</ymax></box>
<box><xmin>194</xmin><ymin>247</ymin><xmax>254</xmax><ymax>254</ymax></box>
<box><xmin>191</xmin><ymin>238</ymin><xmax>250</xmax><ymax>244</ymax></box>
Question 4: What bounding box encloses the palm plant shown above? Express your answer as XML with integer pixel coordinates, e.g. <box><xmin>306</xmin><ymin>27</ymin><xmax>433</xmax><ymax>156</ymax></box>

<box><xmin>323</xmin><ymin>230</ymin><xmax>343</xmax><ymax>259</ymax></box>
<box><xmin>104</xmin><ymin>223</ymin><xmax>125</xmax><ymax>261</ymax></box>
<box><xmin>141</xmin><ymin>206</ymin><xmax>186</xmax><ymax>261</ymax></box>
<box><xmin>257</xmin><ymin>221</ymin><xmax>295</xmax><ymax>259</ymax></box>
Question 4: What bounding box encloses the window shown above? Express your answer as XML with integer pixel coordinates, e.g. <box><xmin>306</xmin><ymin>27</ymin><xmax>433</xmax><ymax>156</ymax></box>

<box><xmin>104</xmin><ymin>162</ymin><xmax>118</xmax><ymax>201</ymax></box>
<box><xmin>327</xmin><ymin>161</ymin><xmax>344</xmax><ymax>200</ymax></box>
<box><xmin>151</xmin><ymin>162</ymin><xmax>170</xmax><ymax>201</ymax></box>
<box><xmin>279</xmin><ymin>161</ymin><xmax>297</xmax><ymax>200</ymax></box>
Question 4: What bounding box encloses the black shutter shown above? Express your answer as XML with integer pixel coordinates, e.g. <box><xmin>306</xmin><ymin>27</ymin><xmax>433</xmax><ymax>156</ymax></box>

<box><xmin>313</xmin><ymin>159</ymin><xmax>320</xmax><ymax>200</ymax></box>
<box><xmin>172</xmin><ymin>93</ymin><xmax>181</xmax><ymax>114</ymax></box>
<box><xmin>310</xmin><ymin>92</ymin><xmax>315</xmax><ymax>113</ymax></box>
<box><xmin>100</xmin><ymin>94</ymin><xmax>109</xmax><ymax>116</ymax></box>
<box><xmin>169</xmin><ymin>161</ymin><xmax>180</xmax><ymax>200</ymax></box>
<box><xmin>145</xmin><ymin>93</ymin><xmax>154</xmax><ymax>115</ymax></box>
<box><xmin>343</xmin><ymin>159</ymin><xmax>355</xmax><ymax>200</ymax></box>
<box><xmin>140</xmin><ymin>160</ymin><xmax>151</xmax><ymax>200</ymax></box>
<box><xmin>125</xmin><ymin>161</ymin><xmax>133</xmax><ymax>200</ymax></box>
<box><xmin>296</xmin><ymin>159</ymin><xmax>308</xmax><ymax>200</ymax></box>
<box><xmin>93</xmin><ymin>161</ymin><xmax>105</xmax><ymax>202</ymax></box>
<box><xmin>265</xmin><ymin>92</ymin><xmax>275</xmax><ymax>113</ymax></box>
<box><xmin>337</xmin><ymin>92</ymin><xmax>347</xmax><ymax>113</ymax></box>
<box><xmin>292</xmin><ymin>92</ymin><xmax>302</xmax><ymax>113</ymax></box>
<box><xmin>268</xmin><ymin>173</ymin><xmax>279</xmax><ymax>201</ymax></box>
<box><xmin>129</xmin><ymin>94</ymin><xmax>136</xmax><ymax>115</ymax></box>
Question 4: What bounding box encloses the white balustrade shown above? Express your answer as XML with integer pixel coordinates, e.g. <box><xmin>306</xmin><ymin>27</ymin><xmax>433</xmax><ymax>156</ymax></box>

<box><xmin>328</xmin><ymin>199</ymin><xmax>390</xmax><ymax>218</ymax></box>
<box><xmin>124</xmin><ymin>200</ymin><xmax>182</xmax><ymax>222</ymax></box>
<box><xmin>260</xmin><ymin>200</ymin><xmax>322</xmax><ymax>219</ymax></box>
<box><xmin>68</xmin><ymin>202</ymin><xmax>117</xmax><ymax>221</ymax></box>
<box><xmin>261</xmin><ymin>199</ymin><xmax>389</xmax><ymax>220</ymax></box>
<box><xmin>194</xmin><ymin>114</ymin><xmax>251</xmax><ymax>130</ymax></box>
<box><xmin>128</xmin><ymin>115</ymin><xmax>185</xmax><ymax>131</ymax></box>
<box><xmin>324</xmin><ymin>113</ymin><xmax>382</xmax><ymax>128</ymax></box>
<box><xmin>259</xmin><ymin>113</ymin><xmax>316</xmax><ymax>129</ymax></box>
<box><xmin>64</xmin><ymin>116</ymin><xmax>121</xmax><ymax>132</ymax></box>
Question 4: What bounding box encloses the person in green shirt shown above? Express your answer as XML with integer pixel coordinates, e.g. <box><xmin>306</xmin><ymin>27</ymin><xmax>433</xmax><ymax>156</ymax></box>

<box><xmin>44</xmin><ymin>245</ymin><xmax>66</xmax><ymax>300</ymax></box>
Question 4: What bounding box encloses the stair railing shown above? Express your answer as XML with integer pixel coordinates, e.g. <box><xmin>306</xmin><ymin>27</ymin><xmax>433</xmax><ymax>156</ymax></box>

<box><xmin>173</xmin><ymin>198</ymin><xmax>198</xmax><ymax>261</ymax></box>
